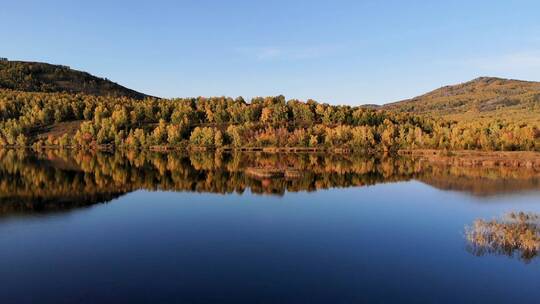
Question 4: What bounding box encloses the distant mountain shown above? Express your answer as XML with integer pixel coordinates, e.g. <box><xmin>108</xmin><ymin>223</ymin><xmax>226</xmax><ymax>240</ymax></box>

<box><xmin>384</xmin><ymin>77</ymin><xmax>540</xmax><ymax>122</ymax></box>
<box><xmin>0</xmin><ymin>59</ymin><xmax>150</xmax><ymax>99</ymax></box>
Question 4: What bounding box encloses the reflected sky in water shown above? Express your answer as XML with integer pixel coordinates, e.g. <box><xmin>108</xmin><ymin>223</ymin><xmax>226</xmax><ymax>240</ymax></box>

<box><xmin>1</xmin><ymin>151</ymin><xmax>540</xmax><ymax>303</ymax></box>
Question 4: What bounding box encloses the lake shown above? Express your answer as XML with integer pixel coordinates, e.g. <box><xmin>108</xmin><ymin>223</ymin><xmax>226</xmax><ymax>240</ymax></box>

<box><xmin>1</xmin><ymin>149</ymin><xmax>540</xmax><ymax>303</ymax></box>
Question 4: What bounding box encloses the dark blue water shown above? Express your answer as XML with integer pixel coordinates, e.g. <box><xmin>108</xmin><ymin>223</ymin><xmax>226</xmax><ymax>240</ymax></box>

<box><xmin>1</xmin><ymin>181</ymin><xmax>540</xmax><ymax>303</ymax></box>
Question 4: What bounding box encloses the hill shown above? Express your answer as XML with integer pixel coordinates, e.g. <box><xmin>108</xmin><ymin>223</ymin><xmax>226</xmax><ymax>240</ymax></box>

<box><xmin>0</xmin><ymin>59</ymin><xmax>149</xmax><ymax>99</ymax></box>
<box><xmin>384</xmin><ymin>77</ymin><xmax>540</xmax><ymax>123</ymax></box>
<box><xmin>0</xmin><ymin>60</ymin><xmax>538</xmax><ymax>152</ymax></box>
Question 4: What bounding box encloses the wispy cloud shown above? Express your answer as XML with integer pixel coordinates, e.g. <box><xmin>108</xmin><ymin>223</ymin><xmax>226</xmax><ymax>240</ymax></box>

<box><xmin>235</xmin><ymin>45</ymin><xmax>341</xmax><ymax>61</ymax></box>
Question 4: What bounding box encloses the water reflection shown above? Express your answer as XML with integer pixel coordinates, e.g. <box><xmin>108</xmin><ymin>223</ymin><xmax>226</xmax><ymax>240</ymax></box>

<box><xmin>466</xmin><ymin>212</ymin><xmax>540</xmax><ymax>263</ymax></box>
<box><xmin>1</xmin><ymin>148</ymin><xmax>540</xmax><ymax>215</ymax></box>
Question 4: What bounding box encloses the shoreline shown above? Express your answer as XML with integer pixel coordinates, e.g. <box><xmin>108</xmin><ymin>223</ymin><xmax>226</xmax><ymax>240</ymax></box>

<box><xmin>2</xmin><ymin>146</ymin><xmax>540</xmax><ymax>169</ymax></box>
<box><xmin>399</xmin><ymin>149</ymin><xmax>540</xmax><ymax>169</ymax></box>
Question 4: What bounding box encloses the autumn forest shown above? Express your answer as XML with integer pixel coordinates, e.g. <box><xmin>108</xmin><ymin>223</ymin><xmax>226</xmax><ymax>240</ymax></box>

<box><xmin>0</xmin><ymin>61</ymin><xmax>539</xmax><ymax>153</ymax></box>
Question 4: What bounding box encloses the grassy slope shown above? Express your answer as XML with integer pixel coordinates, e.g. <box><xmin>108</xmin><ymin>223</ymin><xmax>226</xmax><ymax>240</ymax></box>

<box><xmin>384</xmin><ymin>77</ymin><xmax>540</xmax><ymax>124</ymax></box>
<box><xmin>0</xmin><ymin>60</ymin><xmax>149</xmax><ymax>99</ymax></box>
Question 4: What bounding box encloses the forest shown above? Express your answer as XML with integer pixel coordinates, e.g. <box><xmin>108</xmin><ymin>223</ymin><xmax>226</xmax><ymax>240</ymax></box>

<box><xmin>0</xmin><ymin>89</ymin><xmax>539</xmax><ymax>152</ymax></box>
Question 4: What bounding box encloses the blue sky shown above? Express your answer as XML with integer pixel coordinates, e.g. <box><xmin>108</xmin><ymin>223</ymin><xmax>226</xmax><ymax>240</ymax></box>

<box><xmin>2</xmin><ymin>0</ymin><xmax>540</xmax><ymax>104</ymax></box>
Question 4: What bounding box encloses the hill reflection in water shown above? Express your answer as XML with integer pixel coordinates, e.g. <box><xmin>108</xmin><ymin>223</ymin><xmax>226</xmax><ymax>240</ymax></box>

<box><xmin>1</xmin><ymin>149</ymin><xmax>539</xmax><ymax>215</ymax></box>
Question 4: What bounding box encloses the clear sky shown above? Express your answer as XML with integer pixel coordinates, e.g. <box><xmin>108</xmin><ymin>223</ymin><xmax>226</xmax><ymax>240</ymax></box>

<box><xmin>2</xmin><ymin>0</ymin><xmax>540</xmax><ymax>105</ymax></box>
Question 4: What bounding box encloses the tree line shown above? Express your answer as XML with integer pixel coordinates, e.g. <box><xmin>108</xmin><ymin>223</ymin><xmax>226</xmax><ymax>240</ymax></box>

<box><xmin>0</xmin><ymin>89</ymin><xmax>538</xmax><ymax>151</ymax></box>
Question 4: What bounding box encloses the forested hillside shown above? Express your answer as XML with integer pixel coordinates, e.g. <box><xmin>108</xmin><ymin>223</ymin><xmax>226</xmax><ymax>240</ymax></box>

<box><xmin>0</xmin><ymin>89</ymin><xmax>538</xmax><ymax>151</ymax></box>
<box><xmin>0</xmin><ymin>61</ymin><xmax>538</xmax><ymax>152</ymax></box>
<box><xmin>0</xmin><ymin>60</ymin><xmax>149</xmax><ymax>99</ymax></box>
<box><xmin>385</xmin><ymin>77</ymin><xmax>540</xmax><ymax>123</ymax></box>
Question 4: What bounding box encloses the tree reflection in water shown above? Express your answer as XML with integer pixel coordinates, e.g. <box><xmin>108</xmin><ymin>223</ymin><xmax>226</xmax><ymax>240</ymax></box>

<box><xmin>1</xmin><ymin>148</ymin><xmax>540</xmax><ymax>215</ymax></box>
<box><xmin>466</xmin><ymin>212</ymin><xmax>540</xmax><ymax>263</ymax></box>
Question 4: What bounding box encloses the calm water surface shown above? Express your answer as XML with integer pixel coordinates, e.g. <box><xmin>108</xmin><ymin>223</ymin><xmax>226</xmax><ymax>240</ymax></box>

<box><xmin>1</xmin><ymin>150</ymin><xmax>539</xmax><ymax>303</ymax></box>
